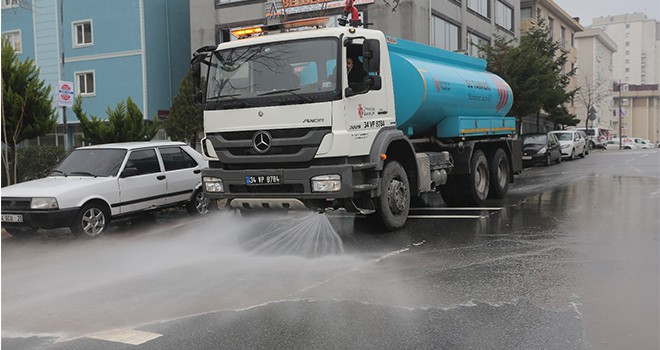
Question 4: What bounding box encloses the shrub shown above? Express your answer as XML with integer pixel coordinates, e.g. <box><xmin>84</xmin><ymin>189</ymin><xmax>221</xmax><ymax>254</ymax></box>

<box><xmin>1</xmin><ymin>145</ymin><xmax>68</xmax><ymax>186</ymax></box>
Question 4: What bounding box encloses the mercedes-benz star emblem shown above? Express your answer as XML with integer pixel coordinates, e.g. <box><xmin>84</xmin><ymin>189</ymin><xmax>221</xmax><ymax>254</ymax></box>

<box><xmin>252</xmin><ymin>131</ymin><xmax>272</xmax><ymax>154</ymax></box>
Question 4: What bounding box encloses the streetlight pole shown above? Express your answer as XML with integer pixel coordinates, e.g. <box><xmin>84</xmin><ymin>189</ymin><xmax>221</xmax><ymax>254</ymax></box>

<box><xmin>618</xmin><ymin>82</ymin><xmax>629</xmax><ymax>150</ymax></box>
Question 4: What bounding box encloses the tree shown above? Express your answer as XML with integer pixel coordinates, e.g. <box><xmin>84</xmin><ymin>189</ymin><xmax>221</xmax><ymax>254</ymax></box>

<box><xmin>1</xmin><ymin>38</ymin><xmax>57</xmax><ymax>185</ymax></box>
<box><xmin>164</xmin><ymin>69</ymin><xmax>203</xmax><ymax>148</ymax></box>
<box><xmin>72</xmin><ymin>96</ymin><xmax>159</xmax><ymax>145</ymax></box>
<box><xmin>575</xmin><ymin>70</ymin><xmax>611</xmax><ymax>129</ymax></box>
<box><xmin>481</xmin><ymin>19</ymin><xmax>578</xmax><ymax>134</ymax></box>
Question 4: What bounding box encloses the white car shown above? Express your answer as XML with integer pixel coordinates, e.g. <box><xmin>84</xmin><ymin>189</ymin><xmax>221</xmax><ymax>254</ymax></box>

<box><xmin>549</xmin><ymin>130</ymin><xmax>587</xmax><ymax>160</ymax></box>
<box><xmin>634</xmin><ymin>138</ymin><xmax>655</xmax><ymax>149</ymax></box>
<box><xmin>1</xmin><ymin>141</ymin><xmax>211</xmax><ymax>238</ymax></box>
<box><xmin>605</xmin><ymin>138</ymin><xmax>638</xmax><ymax>150</ymax></box>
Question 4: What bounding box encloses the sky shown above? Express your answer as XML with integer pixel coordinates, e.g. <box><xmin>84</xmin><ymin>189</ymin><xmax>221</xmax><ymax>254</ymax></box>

<box><xmin>553</xmin><ymin>0</ymin><xmax>660</xmax><ymax>26</ymax></box>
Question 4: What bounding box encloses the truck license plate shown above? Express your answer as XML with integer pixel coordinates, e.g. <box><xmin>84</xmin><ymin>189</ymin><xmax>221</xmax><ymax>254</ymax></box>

<box><xmin>1</xmin><ymin>214</ymin><xmax>23</xmax><ymax>223</ymax></box>
<box><xmin>246</xmin><ymin>175</ymin><xmax>281</xmax><ymax>185</ymax></box>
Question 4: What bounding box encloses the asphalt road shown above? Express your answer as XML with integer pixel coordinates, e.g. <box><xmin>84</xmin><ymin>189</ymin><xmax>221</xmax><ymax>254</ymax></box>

<box><xmin>2</xmin><ymin>148</ymin><xmax>659</xmax><ymax>350</ymax></box>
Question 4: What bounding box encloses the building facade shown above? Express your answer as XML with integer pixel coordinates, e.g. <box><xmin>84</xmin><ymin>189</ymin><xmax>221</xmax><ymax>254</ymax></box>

<box><xmin>191</xmin><ymin>0</ymin><xmax>520</xmax><ymax>59</ymax></box>
<box><xmin>519</xmin><ymin>0</ymin><xmax>583</xmax><ymax>126</ymax></box>
<box><xmin>612</xmin><ymin>84</ymin><xmax>659</xmax><ymax>143</ymax></box>
<box><xmin>574</xmin><ymin>28</ymin><xmax>617</xmax><ymax>131</ymax></box>
<box><xmin>590</xmin><ymin>13</ymin><xmax>659</xmax><ymax>85</ymax></box>
<box><xmin>1</xmin><ymin>0</ymin><xmax>190</xmax><ymax>148</ymax></box>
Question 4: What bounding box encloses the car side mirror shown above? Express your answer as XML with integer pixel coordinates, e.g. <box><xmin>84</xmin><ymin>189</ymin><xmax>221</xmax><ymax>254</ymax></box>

<box><xmin>121</xmin><ymin>167</ymin><xmax>139</xmax><ymax>178</ymax></box>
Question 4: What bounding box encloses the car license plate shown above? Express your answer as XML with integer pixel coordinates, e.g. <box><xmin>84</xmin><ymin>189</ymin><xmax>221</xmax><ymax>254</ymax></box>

<box><xmin>522</xmin><ymin>156</ymin><xmax>532</xmax><ymax>160</ymax></box>
<box><xmin>246</xmin><ymin>175</ymin><xmax>281</xmax><ymax>185</ymax></box>
<box><xmin>1</xmin><ymin>214</ymin><xmax>23</xmax><ymax>223</ymax></box>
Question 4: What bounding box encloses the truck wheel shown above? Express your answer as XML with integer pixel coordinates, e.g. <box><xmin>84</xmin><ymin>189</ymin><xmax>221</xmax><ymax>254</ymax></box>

<box><xmin>439</xmin><ymin>175</ymin><xmax>463</xmax><ymax>206</ymax></box>
<box><xmin>374</xmin><ymin>161</ymin><xmax>410</xmax><ymax>231</ymax></box>
<box><xmin>70</xmin><ymin>202</ymin><xmax>109</xmax><ymax>238</ymax></box>
<box><xmin>460</xmin><ymin>150</ymin><xmax>489</xmax><ymax>205</ymax></box>
<box><xmin>488</xmin><ymin>149</ymin><xmax>510</xmax><ymax>198</ymax></box>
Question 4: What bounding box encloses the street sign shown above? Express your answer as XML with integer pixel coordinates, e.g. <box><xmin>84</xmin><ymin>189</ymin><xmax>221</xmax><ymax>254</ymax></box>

<box><xmin>57</xmin><ymin>80</ymin><xmax>75</xmax><ymax>107</ymax></box>
<box><xmin>588</xmin><ymin>106</ymin><xmax>597</xmax><ymax>121</ymax></box>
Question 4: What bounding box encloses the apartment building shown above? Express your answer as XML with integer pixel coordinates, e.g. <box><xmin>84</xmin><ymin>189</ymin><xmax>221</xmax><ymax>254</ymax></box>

<box><xmin>612</xmin><ymin>84</ymin><xmax>659</xmax><ymax>143</ymax></box>
<box><xmin>1</xmin><ymin>0</ymin><xmax>190</xmax><ymax>148</ymax></box>
<box><xmin>574</xmin><ymin>28</ymin><xmax>617</xmax><ymax>130</ymax></box>
<box><xmin>191</xmin><ymin>0</ymin><xmax>520</xmax><ymax>58</ymax></box>
<box><xmin>590</xmin><ymin>13</ymin><xmax>659</xmax><ymax>85</ymax></box>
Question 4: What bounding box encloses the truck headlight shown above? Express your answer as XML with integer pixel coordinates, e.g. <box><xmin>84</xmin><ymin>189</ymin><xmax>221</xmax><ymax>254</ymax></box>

<box><xmin>31</xmin><ymin>197</ymin><xmax>59</xmax><ymax>209</ymax></box>
<box><xmin>311</xmin><ymin>174</ymin><xmax>341</xmax><ymax>192</ymax></box>
<box><xmin>203</xmin><ymin>177</ymin><xmax>224</xmax><ymax>193</ymax></box>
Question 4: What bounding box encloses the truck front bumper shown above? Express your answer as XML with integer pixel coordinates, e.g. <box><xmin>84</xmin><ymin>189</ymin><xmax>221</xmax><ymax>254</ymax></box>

<box><xmin>202</xmin><ymin>164</ymin><xmax>361</xmax><ymax>209</ymax></box>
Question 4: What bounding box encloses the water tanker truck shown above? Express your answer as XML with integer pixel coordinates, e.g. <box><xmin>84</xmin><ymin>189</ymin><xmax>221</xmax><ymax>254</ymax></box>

<box><xmin>191</xmin><ymin>17</ymin><xmax>522</xmax><ymax>230</ymax></box>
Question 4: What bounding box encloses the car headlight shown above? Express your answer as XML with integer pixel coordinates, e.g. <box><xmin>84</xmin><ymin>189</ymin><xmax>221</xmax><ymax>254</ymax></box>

<box><xmin>31</xmin><ymin>197</ymin><xmax>59</xmax><ymax>209</ymax></box>
<box><xmin>203</xmin><ymin>177</ymin><xmax>224</xmax><ymax>193</ymax></box>
<box><xmin>311</xmin><ymin>174</ymin><xmax>341</xmax><ymax>192</ymax></box>
<box><xmin>538</xmin><ymin>147</ymin><xmax>547</xmax><ymax>154</ymax></box>
<box><xmin>561</xmin><ymin>144</ymin><xmax>570</xmax><ymax>149</ymax></box>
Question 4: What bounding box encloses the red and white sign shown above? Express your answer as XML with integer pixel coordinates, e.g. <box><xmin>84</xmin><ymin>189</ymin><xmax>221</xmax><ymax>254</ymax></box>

<box><xmin>57</xmin><ymin>80</ymin><xmax>75</xmax><ymax>107</ymax></box>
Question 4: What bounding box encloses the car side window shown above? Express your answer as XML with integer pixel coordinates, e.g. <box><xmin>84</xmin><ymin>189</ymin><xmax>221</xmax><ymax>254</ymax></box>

<box><xmin>126</xmin><ymin>149</ymin><xmax>161</xmax><ymax>175</ymax></box>
<box><xmin>159</xmin><ymin>147</ymin><xmax>198</xmax><ymax>171</ymax></box>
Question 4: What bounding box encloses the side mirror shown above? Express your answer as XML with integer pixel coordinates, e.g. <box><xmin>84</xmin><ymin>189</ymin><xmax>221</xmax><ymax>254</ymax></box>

<box><xmin>362</xmin><ymin>39</ymin><xmax>380</xmax><ymax>73</ymax></box>
<box><xmin>365</xmin><ymin>75</ymin><xmax>382</xmax><ymax>91</ymax></box>
<box><xmin>120</xmin><ymin>167</ymin><xmax>139</xmax><ymax>178</ymax></box>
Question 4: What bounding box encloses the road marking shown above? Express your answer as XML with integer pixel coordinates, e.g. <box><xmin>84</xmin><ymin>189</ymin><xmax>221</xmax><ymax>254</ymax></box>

<box><xmin>411</xmin><ymin>207</ymin><xmax>503</xmax><ymax>211</ymax></box>
<box><xmin>408</xmin><ymin>215</ymin><xmax>485</xmax><ymax>219</ymax></box>
<box><xmin>86</xmin><ymin>329</ymin><xmax>162</xmax><ymax>345</ymax></box>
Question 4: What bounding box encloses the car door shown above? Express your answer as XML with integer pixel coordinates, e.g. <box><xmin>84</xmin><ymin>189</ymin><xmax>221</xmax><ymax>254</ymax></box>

<box><xmin>158</xmin><ymin>146</ymin><xmax>202</xmax><ymax>205</ymax></box>
<box><xmin>549</xmin><ymin>134</ymin><xmax>560</xmax><ymax>160</ymax></box>
<box><xmin>574</xmin><ymin>132</ymin><xmax>584</xmax><ymax>154</ymax></box>
<box><xmin>117</xmin><ymin>148</ymin><xmax>167</xmax><ymax>214</ymax></box>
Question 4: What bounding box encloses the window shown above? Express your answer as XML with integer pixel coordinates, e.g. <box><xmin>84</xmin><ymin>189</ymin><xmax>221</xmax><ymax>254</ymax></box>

<box><xmin>1</xmin><ymin>0</ymin><xmax>18</xmax><ymax>9</ymax></box>
<box><xmin>560</xmin><ymin>26</ymin><xmax>566</xmax><ymax>48</ymax></box>
<box><xmin>521</xmin><ymin>7</ymin><xmax>532</xmax><ymax>19</ymax></box>
<box><xmin>159</xmin><ymin>147</ymin><xmax>198</xmax><ymax>171</ymax></box>
<box><xmin>75</xmin><ymin>71</ymin><xmax>95</xmax><ymax>96</ymax></box>
<box><xmin>625</xmin><ymin>23</ymin><xmax>630</xmax><ymax>29</ymax></box>
<box><xmin>126</xmin><ymin>149</ymin><xmax>161</xmax><ymax>175</ymax></box>
<box><xmin>73</xmin><ymin>20</ymin><xmax>93</xmax><ymax>47</ymax></box>
<box><xmin>2</xmin><ymin>30</ymin><xmax>21</xmax><ymax>53</ymax></box>
<box><xmin>432</xmin><ymin>16</ymin><xmax>459</xmax><ymax>52</ymax></box>
<box><xmin>495</xmin><ymin>1</ymin><xmax>513</xmax><ymax>31</ymax></box>
<box><xmin>468</xmin><ymin>32</ymin><xmax>488</xmax><ymax>58</ymax></box>
<box><xmin>548</xmin><ymin>17</ymin><xmax>554</xmax><ymax>39</ymax></box>
<box><xmin>467</xmin><ymin>0</ymin><xmax>488</xmax><ymax>18</ymax></box>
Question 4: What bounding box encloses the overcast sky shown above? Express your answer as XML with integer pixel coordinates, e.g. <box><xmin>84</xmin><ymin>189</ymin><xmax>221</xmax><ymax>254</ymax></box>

<box><xmin>552</xmin><ymin>0</ymin><xmax>660</xmax><ymax>26</ymax></box>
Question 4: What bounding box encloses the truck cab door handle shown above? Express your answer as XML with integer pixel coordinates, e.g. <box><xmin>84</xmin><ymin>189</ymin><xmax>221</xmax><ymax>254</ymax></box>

<box><xmin>157</xmin><ymin>175</ymin><xmax>166</xmax><ymax>180</ymax></box>
<box><xmin>194</xmin><ymin>169</ymin><xmax>201</xmax><ymax>174</ymax></box>
<box><xmin>378</xmin><ymin>110</ymin><xmax>388</xmax><ymax>115</ymax></box>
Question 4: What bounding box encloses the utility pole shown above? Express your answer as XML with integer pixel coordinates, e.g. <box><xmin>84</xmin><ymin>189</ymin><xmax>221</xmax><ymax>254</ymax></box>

<box><xmin>59</xmin><ymin>0</ymin><xmax>68</xmax><ymax>151</ymax></box>
<box><xmin>618</xmin><ymin>82</ymin><xmax>629</xmax><ymax>150</ymax></box>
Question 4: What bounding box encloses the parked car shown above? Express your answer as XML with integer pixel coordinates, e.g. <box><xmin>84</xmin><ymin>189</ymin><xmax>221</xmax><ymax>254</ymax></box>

<box><xmin>575</xmin><ymin>127</ymin><xmax>611</xmax><ymax>149</ymax></box>
<box><xmin>521</xmin><ymin>132</ymin><xmax>562</xmax><ymax>166</ymax></box>
<box><xmin>634</xmin><ymin>138</ymin><xmax>655</xmax><ymax>149</ymax></box>
<box><xmin>1</xmin><ymin>141</ymin><xmax>212</xmax><ymax>238</ymax></box>
<box><xmin>605</xmin><ymin>138</ymin><xmax>638</xmax><ymax>150</ymax></box>
<box><xmin>549</xmin><ymin>130</ymin><xmax>587</xmax><ymax>160</ymax></box>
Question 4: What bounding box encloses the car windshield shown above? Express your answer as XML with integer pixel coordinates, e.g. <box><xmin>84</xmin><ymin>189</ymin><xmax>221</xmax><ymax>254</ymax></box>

<box><xmin>51</xmin><ymin>149</ymin><xmax>127</xmax><ymax>177</ymax></box>
<box><xmin>553</xmin><ymin>132</ymin><xmax>573</xmax><ymax>141</ymax></box>
<box><xmin>205</xmin><ymin>38</ymin><xmax>340</xmax><ymax>109</ymax></box>
<box><xmin>523</xmin><ymin>135</ymin><xmax>547</xmax><ymax>145</ymax></box>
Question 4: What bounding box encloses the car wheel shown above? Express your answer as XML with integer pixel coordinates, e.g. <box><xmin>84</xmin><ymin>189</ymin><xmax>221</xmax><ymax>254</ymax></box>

<box><xmin>186</xmin><ymin>189</ymin><xmax>214</xmax><ymax>215</ymax></box>
<box><xmin>580</xmin><ymin>146</ymin><xmax>586</xmax><ymax>158</ymax></box>
<box><xmin>373</xmin><ymin>160</ymin><xmax>410</xmax><ymax>231</ymax></box>
<box><xmin>488</xmin><ymin>148</ymin><xmax>509</xmax><ymax>198</ymax></box>
<box><xmin>70</xmin><ymin>202</ymin><xmax>109</xmax><ymax>238</ymax></box>
<box><xmin>545</xmin><ymin>154</ymin><xmax>552</xmax><ymax>166</ymax></box>
<box><xmin>556</xmin><ymin>152</ymin><xmax>562</xmax><ymax>164</ymax></box>
<box><xmin>5</xmin><ymin>227</ymin><xmax>38</xmax><ymax>239</ymax></box>
<box><xmin>570</xmin><ymin>148</ymin><xmax>576</xmax><ymax>160</ymax></box>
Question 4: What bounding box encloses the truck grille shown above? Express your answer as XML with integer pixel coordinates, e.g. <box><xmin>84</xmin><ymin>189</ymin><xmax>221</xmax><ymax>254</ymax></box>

<box><xmin>206</xmin><ymin>127</ymin><xmax>331</xmax><ymax>165</ymax></box>
<box><xmin>2</xmin><ymin>198</ymin><xmax>31</xmax><ymax>210</ymax></box>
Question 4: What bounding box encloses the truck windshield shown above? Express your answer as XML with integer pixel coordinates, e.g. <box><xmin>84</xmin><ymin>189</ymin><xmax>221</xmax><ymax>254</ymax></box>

<box><xmin>206</xmin><ymin>38</ymin><xmax>340</xmax><ymax>109</ymax></box>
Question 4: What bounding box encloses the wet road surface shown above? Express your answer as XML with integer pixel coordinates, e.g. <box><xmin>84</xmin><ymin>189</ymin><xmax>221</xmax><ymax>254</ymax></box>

<box><xmin>2</xmin><ymin>149</ymin><xmax>659</xmax><ymax>349</ymax></box>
